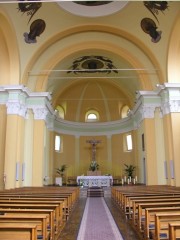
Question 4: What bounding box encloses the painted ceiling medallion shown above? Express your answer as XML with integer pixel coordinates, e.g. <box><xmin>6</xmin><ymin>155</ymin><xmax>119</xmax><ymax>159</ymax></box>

<box><xmin>143</xmin><ymin>1</ymin><xmax>169</xmax><ymax>23</ymax></box>
<box><xmin>67</xmin><ymin>56</ymin><xmax>118</xmax><ymax>74</ymax></box>
<box><xmin>73</xmin><ymin>1</ymin><xmax>112</xmax><ymax>7</ymax></box>
<box><xmin>18</xmin><ymin>1</ymin><xmax>42</xmax><ymax>23</ymax></box>
<box><xmin>58</xmin><ymin>1</ymin><xmax>128</xmax><ymax>17</ymax></box>
<box><xmin>141</xmin><ymin>18</ymin><xmax>162</xmax><ymax>43</ymax></box>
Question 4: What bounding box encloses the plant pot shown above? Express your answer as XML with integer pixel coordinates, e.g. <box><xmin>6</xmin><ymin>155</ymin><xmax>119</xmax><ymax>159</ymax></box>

<box><xmin>55</xmin><ymin>177</ymin><xmax>62</xmax><ymax>186</ymax></box>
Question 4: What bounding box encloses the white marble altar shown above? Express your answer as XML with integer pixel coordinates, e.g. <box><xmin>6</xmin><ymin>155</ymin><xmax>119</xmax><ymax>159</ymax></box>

<box><xmin>77</xmin><ymin>175</ymin><xmax>113</xmax><ymax>187</ymax></box>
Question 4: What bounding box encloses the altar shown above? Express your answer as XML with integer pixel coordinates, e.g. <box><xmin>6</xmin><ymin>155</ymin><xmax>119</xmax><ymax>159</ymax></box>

<box><xmin>77</xmin><ymin>175</ymin><xmax>113</xmax><ymax>187</ymax></box>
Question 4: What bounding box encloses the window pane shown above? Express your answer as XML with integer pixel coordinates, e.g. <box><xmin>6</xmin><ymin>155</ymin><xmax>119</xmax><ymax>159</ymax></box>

<box><xmin>55</xmin><ymin>135</ymin><xmax>61</xmax><ymax>151</ymax></box>
<box><xmin>127</xmin><ymin>134</ymin><xmax>132</xmax><ymax>151</ymax></box>
<box><xmin>88</xmin><ymin>113</ymin><xmax>97</xmax><ymax>120</ymax></box>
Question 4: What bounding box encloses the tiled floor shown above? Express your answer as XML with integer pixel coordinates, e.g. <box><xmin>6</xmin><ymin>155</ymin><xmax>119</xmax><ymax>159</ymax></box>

<box><xmin>60</xmin><ymin>187</ymin><xmax>142</xmax><ymax>240</ymax></box>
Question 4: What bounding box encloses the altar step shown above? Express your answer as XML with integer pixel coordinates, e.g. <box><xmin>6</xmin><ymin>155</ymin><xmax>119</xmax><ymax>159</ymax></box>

<box><xmin>87</xmin><ymin>187</ymin><xmax>104</xmax><ymax>197</ymax></box>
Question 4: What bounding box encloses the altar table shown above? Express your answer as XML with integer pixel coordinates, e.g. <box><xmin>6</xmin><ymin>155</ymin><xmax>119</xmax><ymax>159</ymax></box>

<box><xmin>77</xmin><ymin>175</ymin><xmax>113</xmax><ymax>187</ymax></box>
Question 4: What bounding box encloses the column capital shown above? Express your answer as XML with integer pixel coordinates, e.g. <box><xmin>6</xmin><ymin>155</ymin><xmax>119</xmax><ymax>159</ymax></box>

<box><xmin>32</xmin><ymin>107</ymin><xmax>49</xmax><ymax>120</ymax></box>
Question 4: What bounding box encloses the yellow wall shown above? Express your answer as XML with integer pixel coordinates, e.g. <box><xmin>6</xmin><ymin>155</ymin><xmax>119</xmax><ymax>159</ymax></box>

<box><xmin>112</xmin><ymin>133</ymin><xmax>135</xmax><ymax>177</ymax></box>
<box><xmin>53</xmin><ymin>132</ymin><xmax>136</xmax><ymax>181</ymax></box>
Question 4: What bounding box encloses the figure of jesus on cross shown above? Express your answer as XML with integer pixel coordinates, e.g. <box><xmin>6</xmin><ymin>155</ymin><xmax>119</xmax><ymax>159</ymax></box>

<box><xmin>86</xmin><ymin>139</ymin><xmax>101</xmax><ymax>162</ymax></box>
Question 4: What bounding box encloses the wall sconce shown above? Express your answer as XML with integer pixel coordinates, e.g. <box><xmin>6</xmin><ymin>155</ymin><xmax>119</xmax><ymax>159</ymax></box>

<box><xmin>141</xmin><ymin>18</ymin><xmax>162</xmax><ymax>43</ymax></box>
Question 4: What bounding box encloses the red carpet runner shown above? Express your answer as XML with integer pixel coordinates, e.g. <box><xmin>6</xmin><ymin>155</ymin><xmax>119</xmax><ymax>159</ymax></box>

<box><xmin>77</xmin><ymin>197</ymin><xmax>124</xmax><ymax>240</ymax></box>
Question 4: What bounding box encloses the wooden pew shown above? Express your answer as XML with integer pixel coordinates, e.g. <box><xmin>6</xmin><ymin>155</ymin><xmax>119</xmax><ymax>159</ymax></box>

<box><xmin>125</xmin><ymin>194</ymin><xmax>180</xmax><ymax>216</ymax></box>
<box><xmin>0</xmin><ymin>213</ymin><xmax>49</xmax><ymax>240</ymax></box>
<box><xmin>135</xmin><ymin>202</ymin><xmax>180</xmax><ymax>238</ymax></box>
<box><xmin>144</xmin><ymin>207</ymin><xmax>180</xmax><ymax>239</ymax></box>
<box><xmin>169</xmin><ymin>222</ymin><xmax>180</xmax><ymax>240</ymax></box>
<box><xmin>131</xmin><ymin>198</ymin><xmax>180</xmax><ymax>226</ymax></box>
<box><xmin>0</xmin><ymin>187</ymin><xmax>79</xmax><ymax>240</ymax></box>
<box><xmin>111</xmin><ymin>186</ymin><xmax>180</xmax><ymax>239</ymax></box>
<box><xmin>0</xmin><ymin>222</ymin><xmax>38</xmax><ymax>240</ymax></box>
<box><xmin>111</xmin><ymin>186</ymin><xmax>180</xmax><ymax>209</ymax></box>
<box><xmin>154</xmin><ymin>213</ymin><xmax>180</xmax><ymax>240</ymax></box>
<box><xmin>0</xmin><ymin>191</ymin><xmax>76</xmax><ymax>219</ymax></box>
<box><xmin>0</xmin><ymin>198</ymin><xmax>64</xmax><ymax>225</ymax></box>
<box><xmin>0</xmin><ymin>195</ymin><xmax>69</xmax><ymax>223</ymax></box>
<box><xmin>0</xmin><ymin>186</ymin><xmax>80</xmax><ymax>239</ymax></box>
<box><xmin>0</xmin><ymin>208</ymin><xmax>54</xmax><ymax>239</ymax></box>
<box><xmin>0</xmin><ymin>203</ymin><xmax>59</xmax><ymax>240</ymax></box>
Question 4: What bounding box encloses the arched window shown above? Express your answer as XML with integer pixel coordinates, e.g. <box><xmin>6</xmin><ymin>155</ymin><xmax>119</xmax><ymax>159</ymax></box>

<box><xmin>85</xmin><ymin>110</ymin><xmax>99</xmax><ymax>122</ymax></box>
<box><xmin>88</xmin><ymin>113</ymin><xmax>97</xmax><ymax>120</ymax></box>
<box><xmin>55</xmin><ymin>105</ymin><xmax>64</xmax><ymax>119</ymax></box>
<box><xmin>121</xmin><ymin>105</ymin><xmax>130</xmax><ymax>118</ymax></box>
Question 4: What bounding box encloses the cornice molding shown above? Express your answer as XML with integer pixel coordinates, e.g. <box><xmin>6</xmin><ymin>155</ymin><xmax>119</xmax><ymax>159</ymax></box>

<box><xmin>1</xmin><ymin>84</ymin><xmax>180</xmax><ymax>135</ymax></box>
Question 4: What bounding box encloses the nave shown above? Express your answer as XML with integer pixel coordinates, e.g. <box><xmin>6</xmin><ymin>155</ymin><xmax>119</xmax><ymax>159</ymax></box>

<box><xmin>60</xmin><ymin>187</ymin><xmax>140</xmax><ymax>240</ymax></box>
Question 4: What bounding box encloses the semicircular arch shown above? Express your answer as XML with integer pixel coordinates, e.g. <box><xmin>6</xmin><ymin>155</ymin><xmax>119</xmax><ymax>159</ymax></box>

<box><xmin>168</xmin><ymin>13</ymin><xmax>180</xmax><ymax>83</ymax></box>
<box><xmin>23</xmin><ymin>24</ymin><xmax>163</xmax><ymax>93</ymax></box>
<box><xmin>0</xmin><ymin>10</ymin><xmax>20</xmax><ymax>85</ymax></box>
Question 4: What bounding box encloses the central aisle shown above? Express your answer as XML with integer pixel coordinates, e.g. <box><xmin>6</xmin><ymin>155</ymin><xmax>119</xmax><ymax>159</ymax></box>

<box><xmin>77</xmin><ymin>197</ymin><xmax>124</xmax><ymax>240</ymax></box>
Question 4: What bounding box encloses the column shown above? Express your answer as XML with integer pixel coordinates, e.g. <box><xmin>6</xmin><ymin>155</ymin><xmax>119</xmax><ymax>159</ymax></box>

<box><xmin>32</xmin><ymin>107</ymin><xmax>47</xmax><ymax>186</ymax></box>
<box><xmin>163</xmin><ymin>114</ymin><xmax>174</xmax><ymax>185</ymax></box>
<box><xmin>0</xmin><ymin>105</ymin><xmax>7</xmax><ymax>190</ymax></box>
<box><xmin>170</xmin><ymin>113</ymin><xmax>180</xmax><ymax>187</ymax></box>
<box><xmin>107</xmin><ymin>135</ymin><xmax>112</xmax><ymax>174</ymax></box>
<box><xmin>144</xmin><ymin>118</ymin><xmax>158</xmax><ymax>185</ymax></box>
<box><xmin>4</xmin><ymin>93</ymin><xmax>26</xmax><ymax>189</ymax></box>
<box><xmin>4</xmin><ymin>114</ymin><xmax>25</xmax><ymax>189</ymax></box>
<box><xmin>75</xmin><ymin>135</ymin><xmax>80</xmax><ymax>176</ymax></box>
<box><xmin>23</xmin><ymin>109</ymin><xmax>34</xmax><ymax>186</ymax></box>
<box><xmin>154</xmin><ymin>108</ymin><xmax>166</xmax><ymax>185</ymax></box>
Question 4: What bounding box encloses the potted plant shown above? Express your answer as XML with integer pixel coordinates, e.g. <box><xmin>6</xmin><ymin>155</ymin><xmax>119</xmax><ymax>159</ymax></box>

<box><xmin>89</xmin><ymin>161</ymin><xmax>99</xmax><ymax>172</ymax></box>
<box><xmin>124</xmin><ymin>164</ymin><xmax>136</xmax><ymax>178</ymax></box>
<box><xmin>56</xmin><ymin>164</ymin><xmax>67</xmax><ymax>177</ymax></box>
<box><xmin>55</xmin><ymin>164</ymin><xmax>67</xmax><ymax>186</ymax></box>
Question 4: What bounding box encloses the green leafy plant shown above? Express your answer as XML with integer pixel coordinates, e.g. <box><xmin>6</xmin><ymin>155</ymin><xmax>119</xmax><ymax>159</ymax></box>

<box><xmin>124</xmin><ymin>164</ymin><xmax>136</xmax><ymax>178</ymax></box>
<box><xmin>89</xmin><ymin>161</ymin><xmax>99</xmax><ymax>172</ymax></box>
<box><xmin>56</xmin><ymin>164</ymin><xmax>67</xmax><ymax>177</ymax></box>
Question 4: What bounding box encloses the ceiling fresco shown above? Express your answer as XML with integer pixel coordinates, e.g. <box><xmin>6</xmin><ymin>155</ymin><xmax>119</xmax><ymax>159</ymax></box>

<box><xmin>9</xmin><ymin>0</ymin><xmax>173</xmax><ymax>121</ymax></box>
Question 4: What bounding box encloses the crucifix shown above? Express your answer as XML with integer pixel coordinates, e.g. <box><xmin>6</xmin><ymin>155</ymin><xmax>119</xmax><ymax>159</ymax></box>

<box><xmin>86</xmin><ymin>139</ymin><xmax>101</xmax><ymax>162</ymax></box>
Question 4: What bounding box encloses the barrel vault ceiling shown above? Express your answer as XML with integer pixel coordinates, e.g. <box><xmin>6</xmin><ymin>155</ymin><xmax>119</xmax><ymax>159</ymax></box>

<box><xmin>1</xmin><ymin>1</ymin><xmax>178</xmax><ymax>122</ymax></box>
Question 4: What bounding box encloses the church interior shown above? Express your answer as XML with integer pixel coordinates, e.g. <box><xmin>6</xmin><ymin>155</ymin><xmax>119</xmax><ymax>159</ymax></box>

<box><xmin>0</xmin><ymin>1</ymin><xmax>180</xmax><ymax>239</ymax></box>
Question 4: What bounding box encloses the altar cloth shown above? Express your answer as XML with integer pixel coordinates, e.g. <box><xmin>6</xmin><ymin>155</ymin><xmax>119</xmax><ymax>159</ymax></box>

<box><xmin>77</xmin><ymin>175</ymin><xmax>113</xmax><ymax>187</ymax></box>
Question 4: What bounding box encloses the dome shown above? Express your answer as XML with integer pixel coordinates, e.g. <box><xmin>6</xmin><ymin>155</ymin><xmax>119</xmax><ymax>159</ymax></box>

<box><xmin>55</xmin><ymin>79</ymin><xmax>130</xmax><ymax>122</ymax></box>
